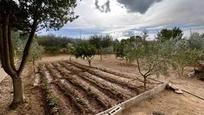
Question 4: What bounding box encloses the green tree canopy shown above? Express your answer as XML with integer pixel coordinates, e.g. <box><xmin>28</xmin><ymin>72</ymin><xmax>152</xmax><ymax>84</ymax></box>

<box><xmin>89</xmin><ymin>35</ymin><xmax>113</xmax><ymax>60</ymax></box>
<box><xmin>126</xmin><ymin>38</ymin><xmax>169</xmax><ymax>90</ymax></box>
<box><xmin>74</xmin><ymin>42</ymin><xmax>96</xmax><ymax>66</ymax></box>
<box><xmin>158</xmin><ymin>37</ymin><xmax>204</xmax><ymax>77</ymax></box>
<box><xmin>114</xmin><ymin>35</ymin><xmax>144</xmax><ymax>63</ymax></box>
<box><xmin>0</xmin><ymin>0</ymin><xmax>78</xmax><ymax>107</ymax></box>
<box><xmin>188</xmin><ymin>32</ymin><xmax>204</xmax><ymax>50</ymax></box>
<box><xmin>157</xmin><ymin>27</ymin><xmax>183</xmax><ymax>42</ymax></box>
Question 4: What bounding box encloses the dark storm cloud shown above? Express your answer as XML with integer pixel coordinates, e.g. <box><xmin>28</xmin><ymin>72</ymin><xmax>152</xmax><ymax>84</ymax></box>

<box><xmin>117</xmin><ymin>0</ymin><xmax>162</xmax><ymax>13</ymax></box>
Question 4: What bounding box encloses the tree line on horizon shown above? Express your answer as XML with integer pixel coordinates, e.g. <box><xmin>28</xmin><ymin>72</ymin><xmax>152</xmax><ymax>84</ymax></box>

<box><xmin>33</xmin><ymin>27</ymin><xmax>204</xmax><ymax>89</ymax></box>
<box><xmin>35</xmin><ymin>27</ymin><xmax>204</xmax><ymax>56</ymax></box>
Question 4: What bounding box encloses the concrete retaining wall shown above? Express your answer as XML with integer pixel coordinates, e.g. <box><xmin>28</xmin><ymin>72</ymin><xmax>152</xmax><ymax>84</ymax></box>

<box><xmin>97</xmin><ymin>82</ymin><xmax>168</xmax><ymax>115</ymax></box>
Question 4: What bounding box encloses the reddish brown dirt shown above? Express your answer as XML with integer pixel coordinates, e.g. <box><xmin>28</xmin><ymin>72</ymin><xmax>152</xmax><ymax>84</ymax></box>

<box><xmin>1</xmin><ymin>55</ymin><xmax>203</xmax><ymax>115</ymax></box>
<box><xmin>51</xmin><ymin>66</ymin><xmax>114</xmax><ymax>110</ymax></box>
<box><xmin>39</xmin><ymin>55</ymin><xmax>204</xmax><ymax>115</ymax></box>
<box><xmin>37</xmin><ymin>58</ymin><xmax>157</xmax><ymax>115</ymax></box>
<box><xmin>60</xmin><ymin>62</ymin><xmax>136</xmax><ymax>100</ymax></box>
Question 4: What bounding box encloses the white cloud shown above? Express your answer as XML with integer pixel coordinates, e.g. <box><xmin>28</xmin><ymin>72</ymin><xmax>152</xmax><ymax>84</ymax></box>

<box><xmin>143</xmin><ymin>0</ymin><xmax>204</xmax><ymax>26</ymax></box>
<box><xmin>65</xmin><ymin>0</ymin><xmax>144</xmax><ymax>30</ymax></box>
<box><xmin>43</xmin><ymin>0</ymin><xmax>204</xmax><ymax>38</ymax></box>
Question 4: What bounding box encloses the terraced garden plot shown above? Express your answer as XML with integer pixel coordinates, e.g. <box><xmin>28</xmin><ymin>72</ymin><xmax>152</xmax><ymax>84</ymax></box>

<box><xmin>36</xmin><ymin>61</ymin><xmax>161</xmax><ymax>115</ymax></box>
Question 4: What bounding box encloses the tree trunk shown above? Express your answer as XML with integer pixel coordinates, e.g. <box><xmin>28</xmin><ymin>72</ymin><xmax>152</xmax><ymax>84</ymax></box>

<box><xmin>10</xmin><ymin>76</ymin><xmax>25</xmax><ymax>108</ymax></box>
<box><xmin>144</xmin><ymin>76</ymin><xmax>147</xmax><ymax>91</ymax></box>
<box><xmin>88</xmin><ymin>60</ymin><xmax>91</xmax><ymax>67</ymax></box>
<box><xmin>99</xmin><ymin>49</ymin><xmax>102</xmax><ymax>61</ymax></box>
<box><xmin>100</xmin><ymin>53</ymin><xmax>102</xmax><ymax>61</ymax></box>
<box><xmin>32</xmin><ymin>58</ymin><xmax>36</xmax><ymax>76</ymax></box>
<box><xmin>125</xmin><ymin>58</ymin><xmax>129</xmax><ymax>64</ymax></box>
<box><xmin>178</xmin><ymin>66</ymin><xmax>184</xmax><ymax>77</ymax></box>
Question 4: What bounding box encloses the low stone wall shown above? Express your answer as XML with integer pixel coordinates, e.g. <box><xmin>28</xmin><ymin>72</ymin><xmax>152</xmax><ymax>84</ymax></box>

<box><xmin>97</xmin><ymin>82</ymin><xmax>168</xmax><ymax>115</ymax></box>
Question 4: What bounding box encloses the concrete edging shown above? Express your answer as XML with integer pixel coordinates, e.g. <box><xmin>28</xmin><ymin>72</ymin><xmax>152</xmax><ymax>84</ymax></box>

<box><xmin>96</xmin><ymin>82</ymin><xmax>168</xmax><ymax>115</ymax></box>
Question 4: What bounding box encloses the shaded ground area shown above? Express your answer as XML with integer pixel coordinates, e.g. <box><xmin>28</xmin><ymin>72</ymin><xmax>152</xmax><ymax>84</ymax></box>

<box><xmin>0</xmin><ymin>68</ymin><xmax>7</xmax><ymax>83</ymax></box>
<box><xmin>0</xmin><ymin>76</ymin><xmax>12</xmax><ymax>114</ymax></box>
<box><xmin>0</xmin><ymin>65</ymin><xmax>44</xmax><ymax>115</ymax></box>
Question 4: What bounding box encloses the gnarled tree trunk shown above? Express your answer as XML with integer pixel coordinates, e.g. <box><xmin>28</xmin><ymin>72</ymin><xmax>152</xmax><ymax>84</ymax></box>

<box><xmin>0</xmin><ymin>13</ymin><xmax>37</xmax><ymax>108</ymax></box>
<box><xmin>143</xmin><ymin>76</ymin><xmax>147</xmax><ymax>90</ymax></box>
<box><xmin>10</xmin><ymin>76</ymin><xmax>25</xmax><ymax>108</ymax></box>
<box><xmin>88</xmin><ymin>59</ymin><xmax>91</xmax><ymax>67</ymax></box>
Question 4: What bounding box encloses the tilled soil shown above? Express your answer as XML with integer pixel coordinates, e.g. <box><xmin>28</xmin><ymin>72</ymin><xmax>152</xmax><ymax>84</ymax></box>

<box><xmin>2</xmin><ymin>55</ymin><xmax>203</xmax><ymax>115</ymax></box>
<box><xmin>37</xmin><ymin>61</ymin><xmax>156</xmax><ymax>115</ymax></box>
<box><xmin>39</xmin><ymin>55</ymin><xmax>204</xmax><ymax>115</ymax></box>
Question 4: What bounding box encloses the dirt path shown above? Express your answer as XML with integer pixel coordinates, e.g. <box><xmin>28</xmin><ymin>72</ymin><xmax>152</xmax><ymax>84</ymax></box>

<box><xmin>120</xmin><ymin>90</ymin><xmax>204</xmax><ymax>115</ymax></box>
<box><xmin>168</xmin><ymin>75</ymin><xmax>204</xmax><ymax>100</ymax></box>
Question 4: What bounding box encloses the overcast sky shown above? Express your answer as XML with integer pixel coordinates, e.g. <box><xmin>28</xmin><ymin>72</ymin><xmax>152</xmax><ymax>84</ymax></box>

<box><xmin>39</xmin><ymin>0</ymin><xmax>204</xmax><ymax>39</ymax></box>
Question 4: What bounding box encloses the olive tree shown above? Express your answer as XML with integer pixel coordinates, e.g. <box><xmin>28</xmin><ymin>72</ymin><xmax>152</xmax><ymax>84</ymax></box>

<box><xmin>115</xmin><ymin>39</ymin><xmax>128</xmax><ymax>61</ymax></box>
<box><xmin>128</xmin><ymin>40</ymin><xmax>169</xmax><ymax>90</ymax></box>
<box><xmin>89</xmin><ymin>35</ymin><xmax>103</xmax><ymax>60</ymax></box>
<box><xmin>126</xmin><ymin>32</ymin><xmax>168</xmax><ymax>90</ymax></box>
<box><xmin>74</xmin><ymin>42</ymin><xmax>96</xmax><ymax>66</ymax></box>
<box><xmin>115</xmin><ymin>36</ymin><xmax>143</xmax><ymax>64</ymax></box>
<box><xmin>89</xmin><ymin>35</ymin><xmax>112</xmax><ymax>61</ymax></box>
<box><xmin>158</xmin><ymin>36</ymin><xmax>204</xmax><ymax>77</ymax></box>
<box><xmin>66</xmin><ymin>43</ymin><xmax>75</xmax><ymax>61</ymax></box>
<box><xmin>170</xmin><ymin>38</ymin><xmax>204</xmax><ymax>77</ymax></box>
<box><xmin>0</xmin><ymin>0</ymin><xmax>77</xmax><ymax>107</ymax></box>
<box><xmin>157</xmin><ymin>27</ymin><xmax>183</xmax><ymax>42</ymax></box>
<box><xmin>188</xmin><ymin>32</ymin><xmax>204</xmax><ymax>53</ymax></box>
<box><xmin>30</xmin><ymin>38</ymin><xmax>44</xmax><ymax>74</ymax></box>
<box><xmin>13</xmin><ymin>33</ymin><xmax>44</xmax><ymax>74</ymax></box>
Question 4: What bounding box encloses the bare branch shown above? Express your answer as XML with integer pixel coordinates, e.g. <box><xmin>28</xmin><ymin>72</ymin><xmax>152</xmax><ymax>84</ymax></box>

<box><xmin>17</xmin><ymin>4</ymin><xmax>40</xmax><ymax>76</ymax></box>
<box><xmin>136</xmin><ymin>58</ymin><xmax>145</xmax><ymax>77</ymax></box>
<box><xmin>17</xmin><ymin>19</ymin><xmax>38</xmax><ymax>76</ymax></box>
